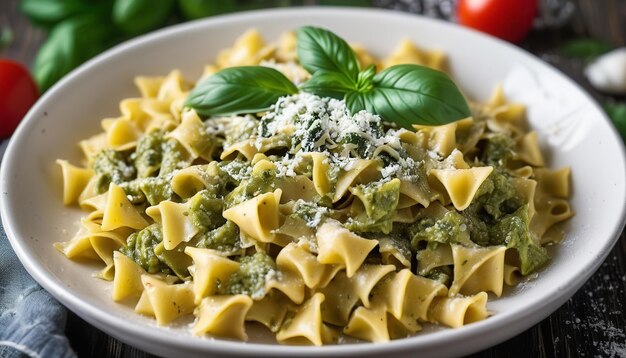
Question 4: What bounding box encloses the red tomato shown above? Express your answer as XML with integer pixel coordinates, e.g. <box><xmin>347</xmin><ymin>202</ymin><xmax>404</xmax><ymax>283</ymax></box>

<box><xmin>457</xmin><ymin>0</ymin><xmax>538</xmax><ymax>43</ymax></box>
<box><xmin>0</xmin><ymin>59</ymin><xmax>39</xmax><ymax>138</ymax></box>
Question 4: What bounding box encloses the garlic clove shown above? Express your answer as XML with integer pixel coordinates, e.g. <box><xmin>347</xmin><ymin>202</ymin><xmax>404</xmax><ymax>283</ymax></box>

<box><xmin>584</xmin><ymin>48</ymin><xmax>626</xmax><ymax>94</ymax></box>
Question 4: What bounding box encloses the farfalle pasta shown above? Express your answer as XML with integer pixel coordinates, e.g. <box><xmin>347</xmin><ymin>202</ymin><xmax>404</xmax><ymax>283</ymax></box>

<box><xmin>55</xmin><ymin>29</ymin><xmax>573</xmax><ymax>345</ymax></box>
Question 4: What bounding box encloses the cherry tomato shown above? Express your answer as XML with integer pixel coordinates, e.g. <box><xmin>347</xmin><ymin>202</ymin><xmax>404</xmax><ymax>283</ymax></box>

<box><xmin>457</xmin><ymin>0</ymin><xmax>538</xmax><ymax>43</ymax></box>
<box><xmin>0</xmin><ymin>59</ymin><xmax>39</xmax><ymax>138</ymax></box>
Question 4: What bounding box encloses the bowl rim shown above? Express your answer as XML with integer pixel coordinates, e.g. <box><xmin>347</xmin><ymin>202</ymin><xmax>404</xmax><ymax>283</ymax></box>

<box><xmin>2</xmin><ymin>6</ymin><xmax>626</xmax><ymax>357</ymax></box>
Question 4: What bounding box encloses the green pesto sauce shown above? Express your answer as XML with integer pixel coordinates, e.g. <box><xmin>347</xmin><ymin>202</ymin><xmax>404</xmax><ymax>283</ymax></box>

<box><xmin>120</xmin><ymin>224</ymin><xmax>194</xmax><ymax>278</ymax></box>
<box><xmin>212</xmin><ymin>160</ymin><xmax>255</xmax><ymax>199</ymax></box>
<box><xmin>460</xmin><ymin>210</ymin><xmax>490</xmax><ymax>246</ymax></box>
<box><xmin>472</xmin><ymin>169</ymin><xmax>519</xmax><ymax>220</ymax></box>
<box><xmin>411</xmin><ymin>202</ymin><xmax>548</xmax><ymax>275</ymax></box>
<box><xmin>92</xmin><ymin>149</ymin><xmax>135</xmax><ymax>193</ymax></box>
<box><xmin>410</xmin><ymin>211</ymin><xmax>473</xmax><ymax>249</ymax></box>
<box><xmin>140</xmin><ymin>176</ymin><xmax>176</xmax><ymax>206</ymax></box>
<box><xmin>293</xmin><ymin>113</ymin><xmax>324</xmax><ymax>153</ymax></box>
<box><xmin>489</xmin><ymin>205</ymin><xmax>549</xmax><ymax>275</ymax></box>
<box><xmin>118</xmin><ymin>180</ymin><xmax>145</xmax><ymax>205</ymax></box>
<box><xmin>340</xmin><ymin>132</ymin><xmax>370</xmax><ymax>158</ymax></box>
<box><xmin>120</xmin><ymin>224</ymin><xmax>169</xmax><ymax>275</ymax></box>
<box><xmin>118</xmin><ymin>175</ymin><xmax>176</xmax><ymax>206</ymax></box>
<box><xmin>218</xmin><ymin>160</ymin><xmax>252</xmax><ymax>184</ymax></box>
<box><xmin>188</xmin><ymin>189</ymin><xmax>225</xmax><ymax>231</ymax></box>
<box><xmin>291</xmin><ymin>200</ymin><xmax>330</xmax><ymax>228</ymax></box>
<box><xmin>198</xmin><ymin>172</ymin><xmax>229</xmax><ymax>200</ymax></box>
<box><xmin>224</xmin><ymin>167</ymin><xmax>275</xmax><ymax>208</ymax></box>
<box><xmin>226</xmin><ymin>252</ymin><xmax>276</xmax><ymax>299</ymax></box>
<box><xmin>425</xmin><ymin>266</ymin><xmax>453</xmax><ymax>286</ymax></box>
<box><xmin>347</xmin><ymin>179</ymin><xmax>400</xmax><ymax>234</ymax></box>
<box><xmin>133</xmin><ymin>130</ymin><xmax>164</xmax><ymax>178</ymax></box>
<box><xmin>108</xmin><ymin>132</ymin><xmax>187</xmax><ymax>205</ymax></box>
<box><xmin>398</xmin><ymin>152</ymin><xmax>435</xmax><ymax>199</ymax></box>
<box><xmin>481</xmin><ymin>134</ymin><xmax>515</xmax><ymax>166</ymax></box>
<box><xmin>160</xmin><ymin>139</ymin><xmax>189</xmax><ymax>176</ymax></box>
<box><xmin>338</xmin><ymin>121</ymin><xmax>384</xmax><ymax>158</ymax></box>
<box><xmin>377</xmin><ymin>235</ymin><xmax>412</xmax><ymax>265</ymax></box>
<box><xmin>195</xmin><ymin>220</ymin><xmax>241</xmax><ymax>252</ymax></box>
<box><xmin>154</xmin><ymin>241</ymin><xmax>192</xmax><ymax>279</ymax></box>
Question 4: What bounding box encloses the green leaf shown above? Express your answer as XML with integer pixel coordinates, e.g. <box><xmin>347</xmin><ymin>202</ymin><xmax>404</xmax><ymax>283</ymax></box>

<box><xmin>0</xmin><ymin>27</ymin><xmax>13</xmax><ymax>49</ymax></box>
<box><xmin>113</xmin><ymin>0</ymin><xmax>175</xmax><ymax>36</ymax></box>
<box><xmin>604</xmin><ymin>102</ymin><xmax>626</xmax><ymax>140</ymax></box>
<box><xmin>561</xmin><ymin>38</ymin><xmax>612</xmax><ymax>60</ymax></box>
<box><xmin>296</xmin><ymin>26</ymin><xmax>360</xmax><ymax>82</ymax></box>
<box><xmin>346</xmin><ymin>179</ymin><xmax>401</xmax><ymax>234</ymax></box>
<box><xmin>185</xmin><ymin>66</ymin><xmax>299</xmax><ymax>117</ymax></box>
<box><xmin>177</xmin><ymin>0</ymin><xmax>237</xmax><ymax>20</ymax></box>
<box><xmin>490</xmin><ymin>205</ymin><xmax>549</xmax><ymax>275</ymax></box>
<box><xmin>346</xmin><ymin>64</ymin><xmax>470</xmax><ymax>128</ymax></box>
<box><xmin>300</xmin><ymin>70</ymin><xmax>357</xmax><ymax>99</ymax></box>
<box><xmin>20</xmin><ymin>0</ymin><xmax>95</xmax><ymax>29</ymax></box>
<box><xmin>356</xmin><ymin>64</ymin><xmax>375</xmax><ymax>92</ymax></box>
<box><xmin>33</xmin><ymin>13</ymin><xmax>118</xmax><ymax>92</ymax></box>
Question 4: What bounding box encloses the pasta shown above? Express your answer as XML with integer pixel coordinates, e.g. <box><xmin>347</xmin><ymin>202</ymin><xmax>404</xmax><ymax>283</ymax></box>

<box><xmin>55</xmin><ymin>29</ymin><xmax>573</xmax><ymax>345</ymax></box>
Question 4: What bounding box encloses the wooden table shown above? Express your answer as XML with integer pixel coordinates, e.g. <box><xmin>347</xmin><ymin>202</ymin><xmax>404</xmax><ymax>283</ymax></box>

<box><xmin>2</xmin><ymin>0</ymin><xmax>625</xmax><ymax>357</ymax></box>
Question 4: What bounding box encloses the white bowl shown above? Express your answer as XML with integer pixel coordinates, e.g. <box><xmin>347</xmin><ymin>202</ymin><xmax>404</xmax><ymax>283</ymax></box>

<box><xmin>2</xmin><ymin>7</ymin><xmax>625</xmax><ymax>358</ymax></box>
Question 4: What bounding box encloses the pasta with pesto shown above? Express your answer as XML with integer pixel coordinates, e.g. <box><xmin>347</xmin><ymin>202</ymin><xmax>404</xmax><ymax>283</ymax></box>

<box><xmin>55</xmin><ymin>28</ymin><xmax>573</xmax><ymax>345</ymax></box>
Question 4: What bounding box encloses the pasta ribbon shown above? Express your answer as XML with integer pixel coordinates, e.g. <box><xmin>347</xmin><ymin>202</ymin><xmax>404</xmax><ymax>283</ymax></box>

<box><xmin>449</xmin><ymin>244</ymin><xmax>507</xmax><ymax>297</ymax></box>
<box><xmin>57</xmin><ymin>160</ymin><xmax>94</xmax><ymax>205</ymax></box>
<box><xmin>146</xmin><ymin>200</ymin><xmax>198</xmax><ymax>250</ymax></box>
<box><xmin>344</xmin><ymin>303</ymin><xmax>390</xmax><ymax>343</ymax></box>
<box><xmin>193</xmin><ymin>295</ymin><xmax>253</xmax><ymax>340</ymax></box>
<box><xmin>136</xmin><ymin>275</ymin><xmax>195</xmax><ymax>325</ymax></box>
<box><xmin>185</xmin><ymin>247</ymin><xmax>240</xmax><ymax>304</ymax></box>
<box><xmin>276</xmin><ymin>242</ymin><xmax>342</xmax><ymax>289</ymax></box>
<box><xmin>428</xmin><ymin>292</ymin><xmax>489</xmax><ymax>328</ymax></box>
<box><xmin>101</xmin><ymin>183</ymin><xmax>149</xmax><ymax>231</ymax></box>
<box><xmin>112</xmin><ymin>251</ymin><xmax>146</xmax><ymax>301</ymax></box>
<box><xmin>276</xmin><ymin>293</ymin><xmax>336</xmax><ymax>346</ymax></box>
<box><xmin>223</xmin><ymin>189</ymin><xmax>285</xmax><ymax>245</ymax></box>
<box><xmin>316</xmin><ymin>219</ymin><xmax>378</xmax><ymax>277</ymax></box>
<box><xmin>429</xmin><ymin>167</ymin><xmax>494</xmax><ymax>210</ymax></box>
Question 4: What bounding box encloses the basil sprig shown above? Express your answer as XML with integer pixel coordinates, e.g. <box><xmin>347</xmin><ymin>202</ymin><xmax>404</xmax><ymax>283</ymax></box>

<box><xmin>186</xmin><ymin>66</ymin><xmax>298</xmax><ymax>117</ymax></box>
<box><xmin>297</xmin><ymin>26</ymin><xmax>470</xmax><ymax>128</ymax></box>
<box><xmin>346</xmin><ymin>64</ymin><xmax>471</xmax><ymax>128</ymax></box>
<box><xmin>186</xmin><ymin>26</ymin><xmax>470</xmax><ymax>128</ymax></box>
<box><xmin>296</xmin><ymin>26</ymin><xmax>360</xmax><ymax>84</ymax></box>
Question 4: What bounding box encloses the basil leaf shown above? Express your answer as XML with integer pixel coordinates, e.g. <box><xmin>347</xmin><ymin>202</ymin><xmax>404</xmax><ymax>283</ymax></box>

<box><xmin>346</xmin><ymin>64</ymin><xmax>470</xmax><ymax>128</ymax></box>
<box><xmin>113</xmin><ymin>0</ymin><xmax>175</xmax><ymax>36</ymax></box>
<box><xmin>0</xmin><ymin>27</ymin><xmax>13</xmax><ymax>49</ymax></box>
<box><xmin>33</xmin><ymin>13</ymin><xmax>117</xmax><ymax>92</ymax></box>
<box><xmin>561</xmin><ymin>38</ymin><xmax>612</xmax><ymax>60</ymax></box>
<box><xmin>20</xmin><ymin>0</ymin><xmax>93</xmax><ymax>29</ymax></box>
<box><xmin>356</xmin><ymin>64</ymin><xmax>376</xmax><ymax>92</ymax></box>
<box><xmin>186</xmin><ymin>66</ymin><xmax>298</xmax><ymax>117</ymax></box>
<box><xmin>178</xmin><ymin>0</ymin><xmax>237</xmax><ymax>20</ymax></box>
<box><xmin>302</xmin><ymin>65</ymin><xmax>376</xmax><ymax>99</ymax></box>
<box><xmin>300</xmin><ymin>70</ymin><xmax>357</xmax><ymax>99</ymax></box>
<box><xmin>296</xmin><ymin>26</ymin><xmax>360</xmax><ymax>82</ymax></box>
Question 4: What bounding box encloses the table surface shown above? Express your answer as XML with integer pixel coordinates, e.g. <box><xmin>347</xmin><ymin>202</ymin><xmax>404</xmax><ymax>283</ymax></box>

<box><xmin>2</xmin><ymin>1</ymin><xmax>625</xmax><ymax>357</ymax></box>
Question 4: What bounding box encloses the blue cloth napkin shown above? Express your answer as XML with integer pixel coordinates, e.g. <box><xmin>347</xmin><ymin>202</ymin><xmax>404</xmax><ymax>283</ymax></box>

<box><xmin>0</xmin><ymin>139</ymin><xmax>76</xmax><ymax>358</ymax></box>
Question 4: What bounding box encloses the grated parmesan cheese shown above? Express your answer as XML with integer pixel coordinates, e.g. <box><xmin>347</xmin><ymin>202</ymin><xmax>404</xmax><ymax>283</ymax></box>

<box><xmin>254</xmin><ymin>93</ymin><xmax>429</xmax><ymax>180</ymax></box>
